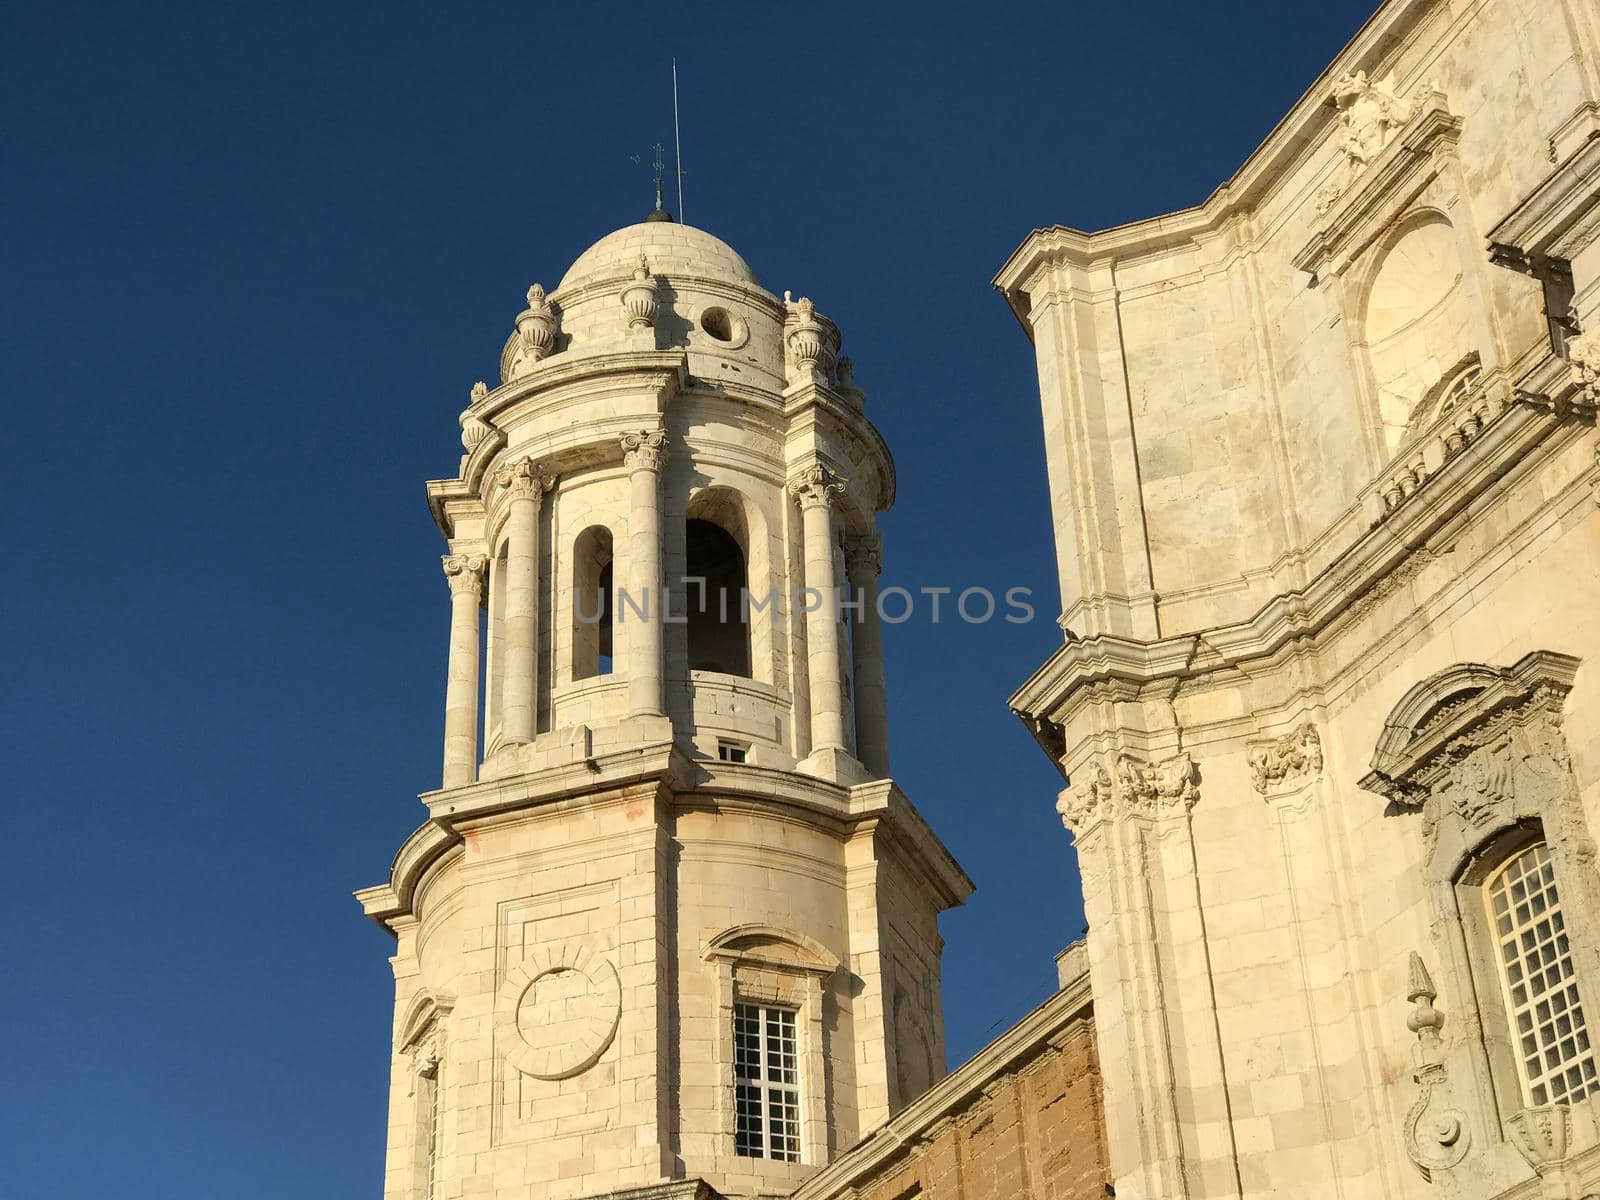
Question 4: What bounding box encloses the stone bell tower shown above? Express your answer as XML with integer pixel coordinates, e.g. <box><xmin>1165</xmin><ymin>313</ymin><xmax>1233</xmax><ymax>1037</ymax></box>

<box><xmin>356</xmin><ymin>215</ymin><xmax>972</xmax><ymax>1200</ymax></box>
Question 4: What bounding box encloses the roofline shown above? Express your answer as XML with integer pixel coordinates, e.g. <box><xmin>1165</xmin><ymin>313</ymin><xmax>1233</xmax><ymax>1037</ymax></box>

<box><xmin>992</xmin><ymin>0</ymin><xmax>1442</xmax><ymax>317</ymax></box>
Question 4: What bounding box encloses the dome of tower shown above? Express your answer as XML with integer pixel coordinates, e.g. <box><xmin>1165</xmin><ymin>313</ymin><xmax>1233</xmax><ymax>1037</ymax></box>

<box><xmin>559</xmin><ymin>220</ymin><xmax>758</xmax><ymax>290</ymax></box>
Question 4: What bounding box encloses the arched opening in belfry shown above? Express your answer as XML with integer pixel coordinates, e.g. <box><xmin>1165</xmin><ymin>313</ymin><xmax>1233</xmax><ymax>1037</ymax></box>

<box><xmin>684</xmin><ymin>493</ymin><xmax>751</xmax><ymax>677</ymax></box>
<box><xmin>571</xmin><ymin>525</ymin><xmax>614</xmax><ymax>680</ymax></box>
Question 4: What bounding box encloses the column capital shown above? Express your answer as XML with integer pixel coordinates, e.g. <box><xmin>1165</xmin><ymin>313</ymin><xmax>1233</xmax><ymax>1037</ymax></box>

<box><xmin>620</xmin><ymin>428</ymin><xmax>667</xmax><ymax>472</ymax></box>
<box><xmin>496</xmin><ymin>456</ymin><xmax>554</xmax><ymax>501</ymax></box>
<box><xmin>442</xmin><ymin>553</ymin><xmax>487</xmax><ymax>596</ymax></box>
<box><xmin>844</xmin><ymin>532</ymin><xmax>883</xmax><ymax>580</ymax></box>
<box><xmin>789</xmin><ymin>464</ymin><xmax>848</xmax><ymax>510</ymax></box>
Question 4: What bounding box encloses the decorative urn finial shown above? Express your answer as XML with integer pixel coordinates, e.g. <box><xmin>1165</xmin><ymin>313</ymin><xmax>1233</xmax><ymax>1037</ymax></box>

<box><xmin>459</xmin><ymin>381</ymin><xmax>491</xmax><ymax>450</ymax></box>
<box><xmin>508</xmin><ymin>284</ymin><xmax>557</xmax><ymax>378</ymax></box>
<box><xmin>786</xmin><ymin>296</ymin><xmax>835</xmax><ymax>382</ymax></box>
<box><xmin>621</xmin><ymin>255</ymin><xmax>658</xmax><ymax>332</ymax></box>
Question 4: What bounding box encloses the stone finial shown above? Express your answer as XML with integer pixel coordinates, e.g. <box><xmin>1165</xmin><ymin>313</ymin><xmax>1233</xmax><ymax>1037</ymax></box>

<box><xmin>459</xmin><ymin>411</ymin><xmax>490</xmax><ymax>451</ymax></box>
<box><xmin>1568</xmin><ymin>331</ymin><xmax>1599</xmax><ymax>407</ymax></box>
<box><xmin>788</xmin><ymin>463</ymin><xmax>848</xmax><ymax>510</ymax></box>
<box><xmin>441</xmin><ymin>553</ymin><xmax>487</xmax><ymax>596</ymax></box>
<box><xmin>836</xmin><ymin>355</ymin><xmax>867</xmax><ymax>407</ymax></box>
<box><xmin>785</xmin><ymin>296</ymin><xmax>836</xmax><ymax>382</ymax></box>
<box><xmin>1405</xmin><ymin>951</ymin><xmax>1444</xmax><ymax>1057</ymax></box>
<box><xmin>508</xmin><ymin>284</ymin><xmax>558</xmax><ymax>379</ymax></box>
<box><xmin>620</xmin><ymin>428</ymin><xmax>667</xmax><ymax>471</ymax></box>
<box><xmin>460</xmin><ymin>381</ymin><xmax>491</xmax><ymax>450</ymax></box>
<box><xmin>621</xmin><ymin>255</ymin><xmax>658</xmax><ymax>332</ymax></box>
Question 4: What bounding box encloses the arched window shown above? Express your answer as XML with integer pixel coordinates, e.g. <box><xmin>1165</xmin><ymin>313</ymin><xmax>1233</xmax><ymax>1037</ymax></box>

<box><xmin>572</xmin><ymin>526</ymin><xmax>613</xmax><ymax>680</ymax></box>
<box><xmin>684</xmin><ymin>509</ymin><xmax>751</xmax><ymax>678</ymax></box>
<box><xmin>1484</xmin><ymin>841</ymin><xmax>1598</xmax><ymax>1105</ymax></box>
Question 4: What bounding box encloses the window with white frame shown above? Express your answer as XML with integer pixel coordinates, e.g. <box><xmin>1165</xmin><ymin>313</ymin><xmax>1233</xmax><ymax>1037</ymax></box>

<box><xmin>733</xmin><ymin>1003</ymin><xmax>801</xmax><ymax>1161</ymax></box>
<box><xmin>1486</xmin><ymin>841</ymin><xmax>1600</xmax><ymax>1105</ymax></box>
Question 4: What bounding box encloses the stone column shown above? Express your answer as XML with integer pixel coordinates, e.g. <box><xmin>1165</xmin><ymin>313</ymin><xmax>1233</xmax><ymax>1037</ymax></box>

<box><xmin>622</xmin><ymin>430</ymin><xmax>667</xmax><ymax>718</ymax></box>
<box><xmin>440</xmin><ymin>554</ymin><xmax>486</xmax><ymax>788</ymax></box>
<box><xmin>497</xmin><ymin>457</ymin><xmax>552</xmax><ymax>746</ymax></box>
<box><xmin>791</xmin><ymin>465</ymin><xmax>850</xmax><ymax>755</ymax></box>
<box><xmin>845</xmin><ymin>533</ymin><xmax>890</xmax><ymax>777</ymax></box>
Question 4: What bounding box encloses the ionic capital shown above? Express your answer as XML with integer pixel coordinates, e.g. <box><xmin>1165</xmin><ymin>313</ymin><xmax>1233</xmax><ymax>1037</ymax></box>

<box><xmin>442</xmin><ymin>554</ymin><xmax>487</xmax><ymax>596</ymax></box>
<box><xmin>789</xmin><ymin>464</ymin><xmax>848</xmax><ymax>510</ymax></box>
<box><xmin>620</xmin><ymin>429</ymin><xmax>667</xmax><ymax>472</ymax></box>
<box><xmin>497</xmin><ymin>456</ymin><xmax>554</xmax><ymax>502</ymax></box>
<box><xmin>844</xmin><ymin>532</ymin><xmax>883</xmax><ymax>580</ymax></box>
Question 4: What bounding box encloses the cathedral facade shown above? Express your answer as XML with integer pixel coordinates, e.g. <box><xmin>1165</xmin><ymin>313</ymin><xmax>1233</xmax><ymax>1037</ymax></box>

<box><xmin>996</xmin><ymin>0</ymin><xmax>1600</xmax><ymax>1195</ymax></box>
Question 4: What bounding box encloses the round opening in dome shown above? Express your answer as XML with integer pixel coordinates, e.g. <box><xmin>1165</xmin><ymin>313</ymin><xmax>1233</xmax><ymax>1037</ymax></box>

<box><xmin>699</xmin><ymin>306</ymin><xmax>747</xmax><ymax>347</ymax></box>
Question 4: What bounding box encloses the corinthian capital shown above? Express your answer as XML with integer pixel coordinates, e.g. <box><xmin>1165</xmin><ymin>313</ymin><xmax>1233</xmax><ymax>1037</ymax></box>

<box><xmin>620</xmin><ymin>429</ymin><xmax>667</xmax><ymax>472</ymax></box>
<box><xmin>1058</xmin><ymin>751</ymin><xmax>1198</xmax><ymax>834</ymax></box>
<box><xmin>442</xmin><ymin>554</ymin><xmax>487</xmax><ymax>596</ymax></box>
<box><xmin>496</xmin><ymin>456</ymin><xmax>554</xmax><ymax>501</ymax></box>
<box><xmin>844</xmin><ymin>533</ymin><xmax>883</xmax><ymax>580</ymax></box>
<box><xmin>789</xmin><ymin>464</ymin><xmax>848</xmax><ymax>510</ymax></box>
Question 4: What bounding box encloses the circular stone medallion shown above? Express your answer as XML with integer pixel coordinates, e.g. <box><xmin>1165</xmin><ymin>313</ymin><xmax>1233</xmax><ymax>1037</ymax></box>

<box><xmin>494</xmin><ymin>945</ymin><xmax>621</xmax><ymax>1080</ymax></box>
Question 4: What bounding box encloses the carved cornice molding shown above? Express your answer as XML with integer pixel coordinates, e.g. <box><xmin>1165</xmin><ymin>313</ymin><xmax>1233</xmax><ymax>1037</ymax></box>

<box><xmin>1248</xmin><ymin>723</ymin><xmax>1325</xmax><ymax>796</ymax></box>
<box><xmin>789</xmin><ymin>463</ymin><xmax>848</xmax><ymax>510</ymax></box>
<box><xmin>1011</xmin><ymin>401</ymin><xmax>1587</xmax><ymax>761</ymax></box>
<box><xmin>1055</xmin><ymin>751</ymin><xmax>1197</xmax><ymax>836</ymax></box>
<box><xmin>620</xmin><ymin>428</ymin><xmax>667</xmax><ymax>472</ymax></box>
<box><xmin>441</xmin><ymin>553</ymin><xmax>486</xmax><ymax>597</ymax></box>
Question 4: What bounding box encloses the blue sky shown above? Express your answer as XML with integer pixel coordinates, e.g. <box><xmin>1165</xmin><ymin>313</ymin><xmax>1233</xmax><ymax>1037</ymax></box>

<box><xmin>3</xmin><ymin>1</ymin><xmax>1380</xmax><ymax>1194</ymax></box>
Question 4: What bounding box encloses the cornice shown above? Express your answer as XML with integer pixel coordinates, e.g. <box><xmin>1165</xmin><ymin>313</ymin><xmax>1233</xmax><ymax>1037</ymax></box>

<box><xmin>992</xmin><ymin>0</ymin><xmax>1444</xmax><ymax>328</ymax></box>
<box><xmin>783</xmin><ymin>378</ymin><xmax>897</xmax><ymax>514</ymax></box>
<box><xmin>357</xmin><ymin>750</ymin><xmax>971</xmax><ymax>931</ymax></box>
<box><xmin>1010</xmin><ymin>387</ymin><xmax>1590</xmax><ymax>763</ymax></box>
<box><xmin>1488</xmin><ymin>133</ymin><xmax>1600</xmax><ymax>264</ymax></box>
<box><xmin>788</xmin><ymin>971</ymin><xmax>1094</xmax><ymax>1200</ymax></box>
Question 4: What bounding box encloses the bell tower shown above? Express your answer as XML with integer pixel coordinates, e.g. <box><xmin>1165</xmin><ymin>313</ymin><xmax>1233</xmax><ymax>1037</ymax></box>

<box><xmin>356</xmin><ymin>216</ymin><xmax>972</xmax><ymax>1200</ymax></box>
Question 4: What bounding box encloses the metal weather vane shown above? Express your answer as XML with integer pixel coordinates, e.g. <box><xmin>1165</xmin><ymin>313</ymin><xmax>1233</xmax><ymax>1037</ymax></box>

<box><xmin>631</xmin><ymin>143</ymin><xmax>668</xmax><ymax>213</ymax></box>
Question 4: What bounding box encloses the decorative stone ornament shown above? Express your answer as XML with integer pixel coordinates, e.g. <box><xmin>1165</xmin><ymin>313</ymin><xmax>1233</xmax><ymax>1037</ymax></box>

<box><xmin>459</xmin><ymin>381</ymin><xmax>491</xmax><ymax>450</ymax></box>
<box><xmin>507</xmin><ymin>283</ymin><xmax>558</xmax><ymax>380</ymax></box>
<box><xmin>496</xmin><ymin>455</ymin><xmax>554</xmax><ymax>502</ymax></box>
<box><xmin>494</xmin><ymin>944</ymin><xmax>622</xmax><ymax>1081</ymax></box>
<box><xmin>1569</xmin><ymin>330</ymin><xmax>1599</xmax><ymax>406</ymax></box>
<box><xmin>620</xmin><ymin>255</ymin><xmax>658</xmax><ymax>331</ymax></box>
<box><xmin>441</xmin><ymin>553</ymin><xmax>487</xmax><ymax>596</ymax></box>
<box><xmin>620</xmin><ymin>428</ymin><xmax>666</xmax><ymax>472</ymax></box>
<box><xmin>1247</xmin><ymin>723</ymin><xmax>1324</xmax><ymax>795</ymax></box>
<box><xmin>1507</xmin><ymin>1104</ymin><xmax>1570</xmax><ymax>1170</ymax></box>
<box><xmin>788</xmin><ymin>463</ymin><xmax>847</xmax><ymax>510</ymax></box>
<box><xmin>835</xmin><ymin>355</ymin><xmax>867</xmax><ymax>407</ymax></box>
<box><xmin>1401</xmin><ymin>952</ymin><xmax>1470</xmax><ymax>1180</ymax></box>
<box><xmin>785</xmin><ymin>296</ymin><xmax>836</xmax><ymax>382</ymax></box>
<box><xmin>1055</xmin><ymin>752</ymin><xmax>1198</xmax><ymax>836</ymax></box>
<box><xmin>1317</xmin><ymin>70</ymin><xmax>1417</xmax><ymax>213</ymax></box>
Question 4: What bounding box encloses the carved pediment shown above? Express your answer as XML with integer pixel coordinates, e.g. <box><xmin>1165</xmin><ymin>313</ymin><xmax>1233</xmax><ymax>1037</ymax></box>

<box><xmin>1360</xmin><ymin>652</ymin><xmax>1584</xmax><ymax>870</ymax></box>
